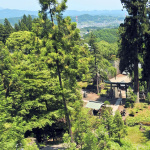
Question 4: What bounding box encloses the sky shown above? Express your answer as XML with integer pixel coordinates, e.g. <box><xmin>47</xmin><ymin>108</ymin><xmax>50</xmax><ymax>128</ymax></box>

<box><xmin>0</xmin><ymin>0</ymin><xmax>123</xmax><ymax>11</ymax></box>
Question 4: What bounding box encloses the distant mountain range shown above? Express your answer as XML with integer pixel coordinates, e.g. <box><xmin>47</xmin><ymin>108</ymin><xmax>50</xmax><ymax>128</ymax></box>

<box><xmin>0</xmin><ymin>9</ymin><xmax>38</xmax><ymax>19</ymax></box>
<box><xmin>0</xmin><ymin>15</ymin><xmax>37</xmax><ymax>26</ymax></box>
<box><xmin>0</xmin><ymin>14</ymin><xmax>125</xmax><ymax>28</ymax></box>
<box><xmin>0</xmin><ymin>9</ymin><xmax>126</xmax><ymax>28</ymax></box>
<box><xmin>63</xmin><ymin>10</ymin><xmax>127</xmax><ymax>17</ymax></box>
<box><xmin>0</xmin><ymin>8</ymin><xmax>127</xmax><ymax>19</ymax></box>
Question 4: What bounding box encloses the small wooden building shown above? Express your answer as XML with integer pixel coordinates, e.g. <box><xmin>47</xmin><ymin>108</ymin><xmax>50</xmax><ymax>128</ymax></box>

<box><xmin>85</xmin><ymin>101</ymin><xmax>105</xmax><ymax>115</ymax></box>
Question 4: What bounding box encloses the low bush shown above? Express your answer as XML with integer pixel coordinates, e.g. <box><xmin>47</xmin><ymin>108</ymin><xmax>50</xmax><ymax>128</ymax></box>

<box><xmin>22</xmin><ymin>138</ymin><xmax>39</xmax><ymax>150</ymax></box>
<box><xmin>146</xmin><ymin>92</ymin><xmax>150</xmax><ymax>104</ymax></box>
<box><xmin>125</xmin><ymin>102</ymin><xmax>131</xmax><ymax>108</ymax></box>
<box><xmin>126</xmin><ymin>117</ymin><xmax>137</xmax><ymax>126</ymax></box>
<box><xmin>125</xmin><ymin>87</ymin><xmax>136</xmax><ymax>108</ymax></box>
<box><xmin>100</xmin><ymin>89</ymin><xmax>107</xmax><ymax>94</ymax></box>
<box><xmin>129</xmin><ymin>110</ymin><xmax>135</xmax><ymax>117</ymax></box>
<box><xmin>99</xmin><ymin>89</ymin><xmax>108</xmax><ymax>97</ymax></box>
<box><xmin>104</xmin><ymin>101</ymin><xmax>110</xmax><ymax>105</ymax></box>
<box><xmin>126</xmin><ymin>108</ymin><xmax>150</xmax><ymax>126</ymax></box>
<box><xmin>143</xmin><ymin>103</ymin><xmax>148</xmax><ymax>108</ymax></box>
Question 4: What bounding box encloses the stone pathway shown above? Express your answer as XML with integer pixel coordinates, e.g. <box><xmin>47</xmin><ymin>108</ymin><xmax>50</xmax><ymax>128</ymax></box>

<box><xmin>115</xmin><ymin>98</ymin><xmax>122</xmax><ymax>105</ymax></box>
<box><xmin>110</xmin><ymin>98</ymin><xmax>122</xmax><ymax>116</ymax></box>
<box><xmin>40</xmin><ymin>144</ymin><xmax>65</xmax><ymax>150</ymax></box>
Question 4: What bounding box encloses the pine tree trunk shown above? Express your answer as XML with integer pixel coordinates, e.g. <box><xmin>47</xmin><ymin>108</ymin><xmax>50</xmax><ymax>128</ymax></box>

<box><xmin>134</xmin><ymin>58</ymin><xmax>139</xmax><ymax>103</ymax></box>
<box><xmin>147</xmin><ymin>78</ymin><xmax>150</xmax><ymax>92</ymax></box>
<box><xmin>55</xmin><ymin>52</ymin><xmax>73</xmax><ymax>142</ymax></box>
<box><xmin>133</xmin><ymin>8</ymin><xmax>139</xmax><ymax>103</ymax></box>
<box><xmin>96</xmin><ymin>72</ymin><xmax>99</xmax><ymax>94</ymax></box>
<box><xmin>50</xmin><ymin>13</ymin><xmax>73</xmax><ymax>142</ymax></box>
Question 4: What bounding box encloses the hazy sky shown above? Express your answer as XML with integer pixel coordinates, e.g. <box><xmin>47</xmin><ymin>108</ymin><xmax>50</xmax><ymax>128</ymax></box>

<box><xmin>0</xmin><ymin>0</ymin><xmax>123</xmax><ymax>11</ymax></box>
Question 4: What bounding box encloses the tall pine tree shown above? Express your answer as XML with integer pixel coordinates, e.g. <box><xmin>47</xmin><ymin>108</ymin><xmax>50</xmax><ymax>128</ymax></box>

<box><xmin>39</xmin><ymin>0</ymin><xmax>89</xmax><ymax>142</ymax></box>
<box><xmin>119</xmin><ymin>0</ymin><xmax>148</xmax><ymax>102</ymax></box>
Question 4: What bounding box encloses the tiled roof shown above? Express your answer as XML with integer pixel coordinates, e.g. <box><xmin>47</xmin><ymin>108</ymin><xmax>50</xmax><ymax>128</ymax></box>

<box><xmin>85</xmin><ymin>101</ymin><xmax>104</xmax><ymax>110</ymax></box>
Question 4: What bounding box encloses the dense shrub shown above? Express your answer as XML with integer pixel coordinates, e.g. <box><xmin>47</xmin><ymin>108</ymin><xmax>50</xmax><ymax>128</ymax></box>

<box><xmin>104</xmin><ymin>101</ymin><xmax>110</xmax><ymax>105</ymax></box>
<box><xmin>146</xmin><ymin>92</ymin><xmax>150</xmax><ymax>104</ymax></box>
<box><xmin>129</xmin><ymin>110</ymin><xmax>135</xmax><ymax>117</ymax></box>
<box><xmin>125</xmin><ymin>87</ymin><xmax>136</xmax><ymax>108</ymax></box>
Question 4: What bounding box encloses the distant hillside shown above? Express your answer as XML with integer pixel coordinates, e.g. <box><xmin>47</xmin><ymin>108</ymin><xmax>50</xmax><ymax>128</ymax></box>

<box><xmin>63</xmin><ymin>10</ymin><xmax>127</xmax><ymax>17</ymax></box>
<box><xmin>72</xmin><ymin>14</ymin><xmax>124</xmax><ymax>29</ymax></box>
<box><xmin>0</xmin><ymin>15</ymin><xmax>37</xmax><ymax>26</ymax></box>
<box><xmin>0</xmin><ymin>9</ymin><xmax>125</xmax><ymax>28</ymax></box>
<box><xmin>0</xmin><ymin>14</ymin><xmax>124</xmax><ymax>28</ymax></box>
<box><xmin>0</xmin><ymin>9</ymin><xmax>127</xmax><ymax>19</ymax></box>
<box><xmin>71</xmin><ymin>14</ymin><xmax>124</xmax><ymax>23</ymax></box>
<box><xmin>87</xmin><ymin>28</ymin><xmax>119</xmax><ymax>43</ymax></box>
<box><xmin>0</xmin><ymin>9</ymin><xmax>38</xmax><ymax>19</ymax></box>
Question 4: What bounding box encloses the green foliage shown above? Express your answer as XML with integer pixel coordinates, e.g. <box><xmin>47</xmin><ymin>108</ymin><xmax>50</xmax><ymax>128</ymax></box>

<box><xmin>19</xmin><ymin>21</ymin><xmax>28</xmax><ymax>31</ymax></box>
<box><xmin>126</xmin><ymin>103</ymin><xmax>150</xmax><ymax>126</ymax></box>
<box><xmin>125</xmin><ymin>87</ymin><xmax>137</xmax><ymax>108</ymax></box>
<box><xmin>0</xmin><ymin>1</ymin><xmax>91</xmax><ymax>147</ymax></box>
<box><xmin>126</xmin><ymin>125</ymin><xmax>150</xmax><ymax>149</ymax></box>
<box><xmin>101</xmin><ymin>108</ymin><xmax>114</xmax><ymax>138</ymax></box>
<box><xmin>0</xmin><ymin>24</ymin><xmax>6</xmax><ymax>43</ymax></box>
<box><xmin>64</xmin><ymin>105</ymin><xmax>137</xmax><ymax>150</ymax></box>
<box><xmin>3</xmin><ymin>18</ymin><xmax>14</xmax><ymax>42</ymax></box>
<box><xmin>119</xmin><ymin>0</ymin><xmax>148</xmax><ymax>73</ymax></box>
<box><xmin>146</xmin><ymin>92</ymin><xmax>150</xmax><ymax>104</ymax></box>
<box><xmin>100</xmin><ymin>92</ymin><xmax>107</xmax><ymax>97</ymax></box>
<box><xmin>88</xmin><ymin>32</ymin><xmax>116</xmax><ymax>93</ymax></box>
<box><xmin>6</xmin><ymin>31</ymin><xmax>42</xmax><ymax>54</ymax></box>
<box><xmin>129</xmin><ymin>110</ymin><xmax>135</xmax><ymax>117</ymax></box>
<box><xmin>14</xmin><ymin>23</ymin><xmax>20</xmax><ymax>31</ymax></box>
<box><xmin>2</xmin><ymin>0</ymin><xmax>149</xmax><ymax>148</ymax></box>
<box><xmin>120</xmin><ymin>139</ymin><xmax>136</xmax><ymax>150</ymax></box>
<box><xmin>0</xmin><ymin>19</ymin><xmax>13</xmax><ymax>44</ymax></box>
<box><xmin>71</xmin><ymin>102</ymin><xmax>90</xmax><ymax>147</ymax></box>
<box><xmin>126</xmin><ymin>117</ymin><xmax>137</xmax><ymax>127</ymax></box>
<box><xmin>104</xmin><ymin>101</ymin><xmax>110</xmax><ymax>105</ymax></box>
<box><xmin>119</xmin><ymin>0</ymin><xmax>148</xmax><ymax>101</ymax></box>
<box><xmin>0</xmin><ymin>47</ymin><xmax>66</xmax><ymax>148</ymax></box>
<box><xmin>83</xmin><ymin>131</ymin><xmax>98</xmax><ymax>150</ymax></box>
<box><xmin>98</xmin><ymin>41</ymin><xmax>118</xmax><ymax>60</ymax></box>
<box><xmin>113</xmin><ymin>111</ymin><xmax>126</xmax><ymax>141</ymax></box>
<box><xmin>84</xmin><ymin>28</ymin><xmax>119</xmax><ymax>43</ymax></box>
<box><xmin>82</xmin><ymin>125</ymin><xmax>111</xmax><ymax>150</ymax></box>
<box><xmin>32</xmin><ymin>16</ymin><xmax>52</xmax><ymax>39</ymax></box>
<box><xmin>125</xmin><ymin>102</ymin><xmax>131</xmax><ymax>108</ymax></box>
<box><xmin>63</xmin><ymin>133</ymin><xmax>76</xmax><ymax>150</ymax></box>
<box><xmin>14</xmin><ymin>14</ymin><xmax>34</xmax><ymax>31</ymax></box>
<box><xmin>22</xmin><ymin>138</ymin><xmax>39</xmax><ymax>150</ymax></box>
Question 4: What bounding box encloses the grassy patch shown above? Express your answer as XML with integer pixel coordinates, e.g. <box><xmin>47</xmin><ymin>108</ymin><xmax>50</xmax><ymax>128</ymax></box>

<box><xmin>126</xmin><ymin>125</ymin><xmax>150</xmax><ymax>150</ymax></box>
<box><xmin>126</xmin><ymin>126</ymin><xmax>147</xmax><ymax>144</ymax></box>
<box><xmin>126</xmin><ymin>103</ymin><xmax>150</xmax><ymax>126</ymax></box>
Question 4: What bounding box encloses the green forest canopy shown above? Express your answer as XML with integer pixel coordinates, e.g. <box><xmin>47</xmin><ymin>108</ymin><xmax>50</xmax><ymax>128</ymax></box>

<box><xmin>2</xmin><ymin>0</ymin><xmax>150</xmax><ymax>149</ymax></box>
<box><xmin>84</xmin><ymin>28</ymin><xmax>119</xmax><ymax>43</ymax></box>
